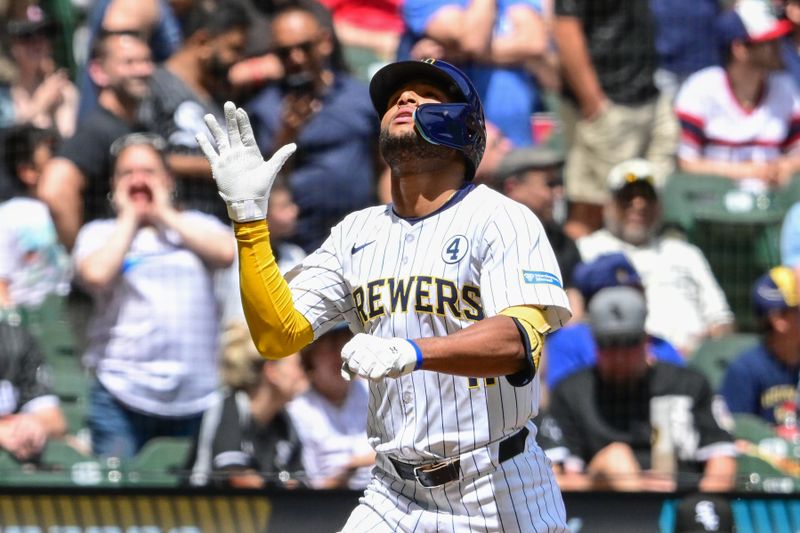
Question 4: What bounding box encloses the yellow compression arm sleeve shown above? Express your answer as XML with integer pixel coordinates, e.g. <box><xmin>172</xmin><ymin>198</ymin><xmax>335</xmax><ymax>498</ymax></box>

<box><xmin>234</xmin><ymin>221</ymin><xmax>314</xmax><ymax>359</ymax></box>
<box><xmin>499</xmin><ymin>305</ymin><xmax>552</xmax><ymax>373</ymax></box>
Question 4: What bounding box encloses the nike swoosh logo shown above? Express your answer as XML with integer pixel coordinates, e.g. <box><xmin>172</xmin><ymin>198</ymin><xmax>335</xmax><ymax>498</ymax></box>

<box><xmin>351</xmin><ymin>240</ymin><xmax>376</xmax><ymax>254</ymax></box>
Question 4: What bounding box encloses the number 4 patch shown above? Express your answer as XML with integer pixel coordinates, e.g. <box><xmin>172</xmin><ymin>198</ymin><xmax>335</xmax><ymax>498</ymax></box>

<box><xmin>442</xmin><ymin>235</ymin><xmax>469</xmax><ymax>264</ymax></box>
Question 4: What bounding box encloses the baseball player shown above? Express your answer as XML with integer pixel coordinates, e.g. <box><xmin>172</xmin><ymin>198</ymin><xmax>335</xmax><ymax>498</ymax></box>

<box><xmin>198</xmin><ymin>58</ymin><xmax>572</xmax><ymax>532</ymax></box>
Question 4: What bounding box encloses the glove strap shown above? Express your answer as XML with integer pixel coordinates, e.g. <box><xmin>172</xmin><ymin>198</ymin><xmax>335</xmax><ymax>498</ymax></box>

<box><xmin>226</xmin><ymin>198</ymin><xmax>267</xmax><ymax>223</ymax></box>
<box><xmin>407</xmin><ymin>339</ymin><xmax>424</xmax><ymax>370</ymax></box>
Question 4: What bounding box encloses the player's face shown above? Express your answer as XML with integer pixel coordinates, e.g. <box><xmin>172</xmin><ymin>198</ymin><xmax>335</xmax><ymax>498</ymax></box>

<box><xmin>380</xmin><ymin>81</ymin><xmax>451</xmax><ymax>136</ymax></box>
<box><xmin>99</xmin><ymin>35</ymin><xmax>154</xmax><ymax>102</ymax></box>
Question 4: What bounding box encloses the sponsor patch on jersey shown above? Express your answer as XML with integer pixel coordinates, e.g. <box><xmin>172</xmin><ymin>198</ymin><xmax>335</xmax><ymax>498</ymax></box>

<box><xmin>522</xmin><ymin>270</ymin><xmax>561</xmax><ymax>287</ymax></box>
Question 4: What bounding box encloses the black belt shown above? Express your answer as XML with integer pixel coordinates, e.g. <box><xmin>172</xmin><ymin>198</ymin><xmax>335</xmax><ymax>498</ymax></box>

<box><xmin>388</xmin><ymin>427</ymin><xmax>529</xmax><ymax>488</ymax></box>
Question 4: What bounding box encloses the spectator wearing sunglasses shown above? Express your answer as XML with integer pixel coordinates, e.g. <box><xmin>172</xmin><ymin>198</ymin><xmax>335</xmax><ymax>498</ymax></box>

<box><xmin>577</xmin><ymin>159</ymin><xmax>734</xmax><ymax>357</ymax></box>
<box><xmin>246</xmin><ymin>0</ymin><xmax>385</xmax><ymax>253</ymax></box>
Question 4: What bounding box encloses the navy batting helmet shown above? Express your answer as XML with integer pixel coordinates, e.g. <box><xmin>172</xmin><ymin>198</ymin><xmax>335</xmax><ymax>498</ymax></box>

<box><xmin>369</xmin><ymin>58</ymin><xmax>486</xmax><ymax>181</ymax></box>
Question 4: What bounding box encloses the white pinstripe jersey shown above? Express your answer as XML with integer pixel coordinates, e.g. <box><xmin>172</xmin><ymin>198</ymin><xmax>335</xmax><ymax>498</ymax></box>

<box><xmin>285</xmin><ymin>183</ymin><xmax>571</xmax><ymax>463</ymax></box>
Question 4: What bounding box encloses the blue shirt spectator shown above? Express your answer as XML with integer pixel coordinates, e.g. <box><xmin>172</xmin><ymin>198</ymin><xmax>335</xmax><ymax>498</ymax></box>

<box><xmin>546</xmin><ymin>323</ymin><xmax>684</xmax><ymax>390</ymax></box>
<box><xmin>400</xmin><ymin>0</ymin><xmax>543</xmax><ymax>146</ymax></box>
<box><xmin>247</xmin><ymin>74</ymin><xmax>379</xmax><ymax>252</ymax></box>
<box><xmin>649</xmin><ymin>0</ymin><xmax>721</xmax><ymax>82</ymax></box>
<box><xmin>719</xmin><ymin>343</ymin><xmax>799</xmax><ymax>425</ymax></box>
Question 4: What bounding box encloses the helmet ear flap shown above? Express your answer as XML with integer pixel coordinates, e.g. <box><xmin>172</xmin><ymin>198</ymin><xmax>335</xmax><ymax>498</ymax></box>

<box><xmin>414</xmin><ymin>103</ymin><xmax>485</xmax><ymax>181</ymax></box>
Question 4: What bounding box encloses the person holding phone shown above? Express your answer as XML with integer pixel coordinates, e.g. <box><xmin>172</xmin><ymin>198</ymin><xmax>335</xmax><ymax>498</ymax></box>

<box><xmin>246</xmin><ymin>0</ymin><xmax>388</xmax><ymax>253</ymax></box>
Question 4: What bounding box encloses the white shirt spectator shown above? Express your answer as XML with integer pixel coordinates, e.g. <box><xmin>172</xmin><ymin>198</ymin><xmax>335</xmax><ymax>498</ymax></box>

<box><xmin>73</xmin><ymin>211</ymin><xmax>228</xmax><ymax>417</ymax></box>
<box><xmin>578</xmin><ymin>229</ymin><xmax>734</xmax><ymax>354</ymax></box>
<box><xmin>287</xmin><ymin>379</ymin><xmax>372</xmax><ymax>490</ymax></box>
<box><xmin>675</xmin><ymin>66</ymin><xmax>800</xmax><ymax>164</ymax></box>
<box><xmin>0</xmin><ymin>197</ymin><xmax>71</xmax><ymax>307</ymax></box>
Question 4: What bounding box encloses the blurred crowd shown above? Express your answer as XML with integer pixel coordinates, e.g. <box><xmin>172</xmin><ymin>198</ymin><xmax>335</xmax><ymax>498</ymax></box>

<box><xmin>2</xmin><ymin>0</ymin><xmax>800</xmax><ymax>495</ymax></box>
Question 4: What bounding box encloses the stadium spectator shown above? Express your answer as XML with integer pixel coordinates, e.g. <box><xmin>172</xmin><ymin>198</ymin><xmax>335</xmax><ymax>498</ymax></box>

<box><xmin>719</xmin><ymin>267</ymin><xmax>800</xmax><ymax>427</ymax></box>
<box><xmin>577</xmin><ymin>158</ymin><xmax>734</xmax><ymax>356</ymax></box>
<box><xmin>187</xmin><ymin>322</ymin><xmax>307</xmax><ymax>488</ymax></box>
<box><xmin>76</xmin><ymin>0</ymin><xmax>183</xmax><ymax>121</ymax></box>
<box><xmin>247</xmin><ymin>0</ymin><xmax>383</xmax><ymax>252</ymax></box>
<box><xmin>38</xmin><ymin>30</ymin><xmax>154</xmax><ymax>250</ymax></box>
<box><xmin>549</xmin><ymin>286</ymin><xmax>737</xmax><ymax>492</ymax></box>
<box><xmin>490</xmin><ymin>145</ymin><xmax>581</xmax><ymax>316</ymax></box>
<box><xmin>399</xmin><ymin>0</ymin><xmax>552</xmax><ymax>147</ymax></box>
<box><xmin>288</xmin><ymin>323</ymin><xmax>374</xmax><ymax>490</ymax></box>
<box><xmin>7</xmin><ymin>5</ymin><xmax>78</xmax><ymax>139</ymax></box>
<box><xmin>0</xmin><ymin>318</ymin><xmax>66</xmax><ymax>461</ymax></box>
<box><xmin>544</xmin><ymin>253</ymin><xmax>685</xmax><ymax>391</ymax></box>
<box><xmin>649</xmin><ymin>0</ymin><xmax>722</xmax><ymax>98</ymax></box>
<box><xmin>139</xmin><ymin>0</ymin><xmax>250</xmax><ymax>222</ymax></box>
<box><xmin>553</xmin><ymin>0</ymin><xmax>677</xmax><ymax>239</ymax></box>
<box><xmin>72</xmin><ymin>133</ymin><xmax>235</xmax><ymax>459</ymax></box>
<box><xmin>0</xmin><ymin>124</ymin><xmax>70</xmax><ymax>311</ymax></box>
<box><xmin>674</xmin><ymin>0</ymin><xmax>800</xmax><ymax>189</ymax></box>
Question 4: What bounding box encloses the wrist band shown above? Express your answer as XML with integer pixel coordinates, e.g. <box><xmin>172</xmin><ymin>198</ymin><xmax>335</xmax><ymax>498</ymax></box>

<box><xmin>407</xmin><ymin>339</ymin><xmax>424</xmax><ymax>370</ymax></box>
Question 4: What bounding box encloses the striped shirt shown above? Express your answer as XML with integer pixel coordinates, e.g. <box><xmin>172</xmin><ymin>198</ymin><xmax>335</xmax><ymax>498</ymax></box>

<box><xmin>285</xmin><ymin>184</ymin><xmax>571</xmax><ymax>462</ymax></box>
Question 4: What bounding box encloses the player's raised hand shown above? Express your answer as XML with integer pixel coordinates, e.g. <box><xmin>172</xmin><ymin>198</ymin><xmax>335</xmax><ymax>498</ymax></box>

<box><xmin>340</xmin><ymin>334</ymin><xmax>422</xmax><ymax>381</ymax></box>
<box><xmin>196</xmin><ymin>101</ymin><xmax>296</xmax><ymax>223</ymax></box>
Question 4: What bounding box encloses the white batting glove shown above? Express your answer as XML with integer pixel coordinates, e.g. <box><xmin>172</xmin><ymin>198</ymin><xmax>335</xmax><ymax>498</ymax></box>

<box><xmin>196</xmin><ymin>101</ymin><xmax>296</xmax><ymax>223</ymax></box>
<box><xmin>340</xmin><ymin>334</ymin><xmax>423</xmax><ymax>381</ymax></box>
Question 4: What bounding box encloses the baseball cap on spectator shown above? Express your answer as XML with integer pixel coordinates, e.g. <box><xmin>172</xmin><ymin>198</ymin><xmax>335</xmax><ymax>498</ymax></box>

<box><xmin>607</xmin><ymin>158</ymin><xmax>658</xmax><ymax>196</ymax></box>
<box><xmin>494</xmin><ymin>146</ymin><xmax>564</xmax><ymax>184</ymax></box>
<box><xmin>674</xmin><ymin>493</ymin><xmax>734</xmax><ymax>533</ymax></box>
<box><xmin>716</xmin><ymin>0</ymin><xmax>792</xmax><ymax>49</ymax></box>
<box><xmin>587</xmin><ymin>286</ymin><xmax>648</xmax><ymax>348</ymax></box>
<box><xmin>7</xmin><ymin>4</ymin><xmax>53</xmax><ymax>37</ymax></box>
<box><xmin>572</xmin><ymin>253</ymin><xmax>643</xmax><ymax>303</ymax></box>
<box><xmin>752</xmin><ymin>265</ymin><xmax>799</xmax><ymax>316</ymax></box>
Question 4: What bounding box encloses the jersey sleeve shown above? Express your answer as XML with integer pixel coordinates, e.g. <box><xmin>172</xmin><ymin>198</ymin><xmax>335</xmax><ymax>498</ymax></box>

<box><xmin>285</xmin><ymin>228</ymin><xmax>359</xmax><ymax>339</ymax></box>
<box><xmin>478</xmin><ymin>201</ymin><xmax>571</xmax><ymax>329</ymax></box>
<box><xmin>674</xmin><ymin>74</ymin><xmax>708</xmax><ymax>161</ymax></box>
<box><xmin>782</xmin><ymin>75</ymin><xmax>800</xmax><ymax>154</ymax></box>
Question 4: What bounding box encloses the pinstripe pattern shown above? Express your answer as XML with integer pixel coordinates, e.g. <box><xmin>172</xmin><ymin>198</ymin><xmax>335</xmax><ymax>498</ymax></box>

<box><xmin>287</xmin><ymin>184</ymin><xmax>570</xmax><ymax>530</ymax></box>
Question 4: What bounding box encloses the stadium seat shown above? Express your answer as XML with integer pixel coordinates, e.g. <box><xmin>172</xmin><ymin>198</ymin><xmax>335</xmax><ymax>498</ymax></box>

<box><xmin>661</xmin><ymin>172</ymin><xmax>785</xmax><ymax>332</ymax></box>
<box><xmin>688</xmin><ymin>333</ymin><xmax>759</xmax><ymax>391</ymax></box>
<box><xmin>125</xmin><ymin>437</ymin><xmax>193</xmax><ymax>487</ymax></box>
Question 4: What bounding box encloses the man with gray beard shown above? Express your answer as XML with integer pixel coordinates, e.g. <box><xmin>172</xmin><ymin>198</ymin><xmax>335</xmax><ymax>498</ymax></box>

<box><xmin>576</xmin><ymin>158</ymin><xmax>734</xmax><ymax>357</ymax></box>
